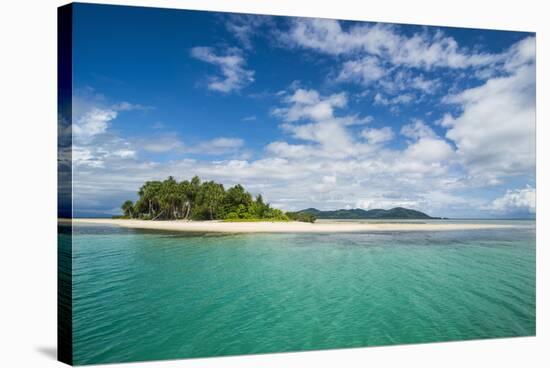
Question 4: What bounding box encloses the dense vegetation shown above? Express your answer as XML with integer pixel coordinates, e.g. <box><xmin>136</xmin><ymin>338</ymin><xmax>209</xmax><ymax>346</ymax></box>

<box><xmin>120</xmin><ymin>176</ymin><xmax>316</xmax><ymax>222</ymax></box>
<box><xmin>297</xmin><ymin>207</ymin><xmax>440</xmax><ymax>219</ymax></box>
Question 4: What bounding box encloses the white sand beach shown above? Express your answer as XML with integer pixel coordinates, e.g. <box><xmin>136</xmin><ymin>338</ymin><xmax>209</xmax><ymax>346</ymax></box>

<box><xmin>70</xmin><ymin>218</ymin><xmax>517</xmax><ymax>233</ymax></box>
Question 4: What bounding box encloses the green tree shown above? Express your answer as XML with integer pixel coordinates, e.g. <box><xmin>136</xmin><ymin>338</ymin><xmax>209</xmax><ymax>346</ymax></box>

<box><xmin>196</xmin><ymin>181</ymin><xmax>225</xmax><ymax>220</ymax></box>
<box><xmin>158</xmin><ymin>176</ymin><xmax>179</xmax><ymax>219</ymax></box>
<box><xmin>223</xmin><ymin>184</ymin><xmax>252</xmax><ymax>215</ymax></box>
<box><xmin>121</xmin><ymin>200</ymin><xmax>134</xmax><ymax>218</ymax></box>
<box><xmin>138</xmin><ymin>181</ymin><xmax>162</xmax><ymax>218</ymax></box>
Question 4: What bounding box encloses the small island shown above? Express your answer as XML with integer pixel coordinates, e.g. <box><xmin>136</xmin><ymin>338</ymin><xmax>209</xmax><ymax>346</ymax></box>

<box><xmin>118</xmin><ymin>175</ymin><xmax>316</xmax><ymax>223</ymax></box>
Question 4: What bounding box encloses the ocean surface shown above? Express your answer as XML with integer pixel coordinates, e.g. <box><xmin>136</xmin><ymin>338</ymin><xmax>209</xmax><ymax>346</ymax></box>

<box><xmin>65</xmin><ymin>220</ymin><xmax>536</xmax><ymax>365</ymax></box>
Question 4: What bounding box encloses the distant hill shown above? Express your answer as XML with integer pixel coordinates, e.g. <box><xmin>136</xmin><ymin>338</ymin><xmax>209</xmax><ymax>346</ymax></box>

<box><xmin>297</xmin><ymin>207</ymin><xmax>441</xmax><ymax>220</ymax></box>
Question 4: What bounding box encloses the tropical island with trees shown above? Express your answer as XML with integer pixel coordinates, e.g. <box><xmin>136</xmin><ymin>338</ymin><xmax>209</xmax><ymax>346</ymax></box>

<box><xmin>119</xmin><ymin>175</ymin><xmax>317</xmax><ymax>223</ymax></box>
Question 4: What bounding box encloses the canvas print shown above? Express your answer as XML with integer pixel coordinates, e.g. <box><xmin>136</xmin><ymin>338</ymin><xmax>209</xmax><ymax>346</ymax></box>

<box><xmin>58</xmin><ymin>3</ymin><xmax>536</xmax><ymax>366</ymax></box>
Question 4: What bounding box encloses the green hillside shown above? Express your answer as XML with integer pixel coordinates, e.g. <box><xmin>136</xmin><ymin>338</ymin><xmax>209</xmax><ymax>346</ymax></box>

<box><xmin>297</xmin><ymin>207</ymin><xmax>440</xmax><ymax>219</ymax></box>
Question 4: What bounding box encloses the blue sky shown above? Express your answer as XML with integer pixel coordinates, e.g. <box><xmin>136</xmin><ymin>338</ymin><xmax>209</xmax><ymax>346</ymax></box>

<box><xmin>70</xmin><ymin>3</ymin><xmax>536</xmax><ymax>218</ymax></box>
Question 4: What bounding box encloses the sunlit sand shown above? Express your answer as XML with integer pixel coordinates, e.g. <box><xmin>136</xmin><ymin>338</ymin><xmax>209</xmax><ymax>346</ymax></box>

<box><xmin>70</xmin><ymin>218</ymin><xmax>516</xmax><ymax>233</ymax></box>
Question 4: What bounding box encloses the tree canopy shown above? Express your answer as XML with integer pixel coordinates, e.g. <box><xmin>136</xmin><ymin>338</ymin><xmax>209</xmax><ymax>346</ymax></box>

<box><xmin>119</xmin><ymin>176</ymin><xmax>315</xmax><ymax>222</ymax></box>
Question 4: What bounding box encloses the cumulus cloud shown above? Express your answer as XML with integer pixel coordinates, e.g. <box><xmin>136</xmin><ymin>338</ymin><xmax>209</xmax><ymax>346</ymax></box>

<box><xmin>401</xmin><ymin>119</ymin><xmax>437</xmax><ymax>139</ymax></box>
<box><xmin>361</xmin><ymin>127</ymin><xmax>394</xmax><ymax>144</ymax></box>
<box><xmin>191</xmin><ymin>46</ymin><xmax>254</xmax><ymax>92</ymax></box>
<box><xmin>488</xmin><ymin>185</ymin><xmax>535</xmax><ymax>215</ymax></box>
<box><xmin>337</xmin><ymin>56</ymin><xmax>387</xmax><ymax>85</ymax></box>
<box><xmin>399</xmin><ymin>120</ymin><xmax>455</xmax><ymax>163</ymax></box>
<box><xmin>70</xmin><ymin>91</ymin><xmax>148</xmax><ymax>168</ymax></box>
<box><xmin>73</xmin><ymin>107</ymin><xmax>117</xmax><ymax>141</ymax></box>
<box><xmin>443</xmin><ymin>37</ymin><xmax>535</xmax><ymax>184</ymax></box>
<box><xmin>274</xmin><ymin>89</ymin><xmax>348</xmax><ymax>122</ymax></box>
<box><xmin>272</xmin><ymin>88</ymin><xmax>356</xmax><ymax>153</ymax></box>
<box><xmin>404</xmin><ymin>137</ymin><xmax>454</xmax><ymax>163</ymax></box>
<box><xmin>72</xmin><ymin>90</ymin><xmax>150</xmax><ymax>143</ymax></box>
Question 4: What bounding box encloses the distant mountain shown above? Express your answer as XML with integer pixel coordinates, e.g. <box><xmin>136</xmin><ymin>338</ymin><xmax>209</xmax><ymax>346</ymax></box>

<box><xmin>297</xmin><ymin>207</ymin><xmax>441</xmax><ymax>220</ymax></box>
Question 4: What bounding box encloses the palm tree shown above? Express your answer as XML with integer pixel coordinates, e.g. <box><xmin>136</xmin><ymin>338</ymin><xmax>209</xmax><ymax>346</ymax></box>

<box><xmin>121</xmin><ymin>200</ymin><xmax>134</xmax><ymax>218</ymax></box>
<box><xmin>198</xmin><ymin>181</ymin><xmax>225</xmax><ymax>220</ymax></box>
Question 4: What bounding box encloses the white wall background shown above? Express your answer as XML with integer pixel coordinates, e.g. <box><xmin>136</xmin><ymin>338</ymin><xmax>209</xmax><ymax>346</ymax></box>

<box><xmin>0</xmin><ymin>0</ymin><xmax>546</xmax><ymax>367</ymax></box>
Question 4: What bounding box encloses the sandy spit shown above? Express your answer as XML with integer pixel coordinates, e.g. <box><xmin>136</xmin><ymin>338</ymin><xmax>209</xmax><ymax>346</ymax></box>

<box><xmin>68</xmin><ymin>218</ymin><xmax>516</xmax><ymax>234</ymax></box>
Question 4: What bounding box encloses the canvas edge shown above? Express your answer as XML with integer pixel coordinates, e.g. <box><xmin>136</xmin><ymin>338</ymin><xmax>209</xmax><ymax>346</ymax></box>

<box><xmin>58</xmin><ymin>3</ymin><xmax>74</xmax><ymax>366</ymax></box>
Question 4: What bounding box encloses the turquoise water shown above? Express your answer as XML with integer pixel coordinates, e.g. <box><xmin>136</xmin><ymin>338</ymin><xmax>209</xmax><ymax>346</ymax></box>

<box><xmin>67</xmin><ymin>221</ymin><xmax>536</xmax><ymax>365</ymax></box>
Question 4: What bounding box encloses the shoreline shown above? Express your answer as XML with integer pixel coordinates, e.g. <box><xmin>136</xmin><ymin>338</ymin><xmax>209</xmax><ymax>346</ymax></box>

<box><xmin>67</xmin><ymin>218</ymin><xmax>519</xmax><ymax>234</ymax></box>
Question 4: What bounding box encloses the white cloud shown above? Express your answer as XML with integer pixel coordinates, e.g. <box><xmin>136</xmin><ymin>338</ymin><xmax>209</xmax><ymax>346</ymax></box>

<box><xmin>282</xmin><ymin>18</ymin><xmax>501</xmax><ymax>69</ymax></box>
<box><xmin>488</xmin><ymin>185</ymin><xmax>535</xmax><ymax>214</ymax></box>
<box><xmin>313</xmin><ymin>175</ymin><xmax>337</xmax><ymax>193</ymax></box>
<box><xmin>378</xmin><ymin>70</ymin><xmax>440</xmax><ymax>96</ymax></box>
<box><xmin>141</xmin><ymin>136</ymin><xmax>184</xmax><ymax>153</ymax></box>
<box><xmin>224</xmin><ymin>14</ymin><xmax>272</xmax><ymax>49</ymax></box>
<box><xmin>196</xmin><ymin>137</ymin><xmax>244</xmax><ymax>153</ymax></box>
<box><xmin>70</xmin><ymin>94</ymin><xmax>145</xmax><ymax>169</ymax></box>
<box><xmin>73</xmin><ymin>107</ymin><xmax>117</xmax><ymax>141</ymax></box>
<box><xmin>113</xmin><ymin>149</ymin><xmax>136</xmax><ymax>159</ymax></box>
<box><xmin>400</xmin><ymin>120</ymin><xmax>454</xmax><ymax>163</ymax></box>
<box><xmin>361</xmin><ymin>127</ymin><xmax>394</xmax><ymax>144</ymax></box>
<box><xmin>400</xmin><ymin>119</ymin><xmax>437</xmax><ymax>139</ymax></box>
<box><xmin>70</xmin><ymin>91</ymin><xmax>248</xmax><ymax>182</ymax></box>
<box><xmin>272</xmin><ymin>88</ymin><xmax>355</xmax><ymax>154</ymax></box>
<box><xmin>374</xmin><ymin>93</ymin><xmax>414</xmax><ymax>106</ymax></box>
<box><xmin>404</xmin><ymin>137</ymin><xmax>454</xmax><ymax>163</ymax></box>
<box><xmin>355</xmin><ymin>198</ymin><xmax>421</xmax><ymax>210</ymax></box>
<box><xmin>410</xmin><ymin>75</ymin><xmax>439</xmax><ymax>93</ymax></box>
<box><xmin>280</xmin><ymin>19</ymin><xmax>535</xmax><ymax>110</ymax></box>
<box><xmin>141</xmin><ymin>135</ymin><xmax>244</xmax><ymax>155</ymax></box>
<box><xmin>265</xmin><ymin>141</ymin><xmax>317</xmax><ymax>159</ymax></box>
<box><xmin>443</xmin><ymin>37</ymin><xmax>535</xmax><ymax>183</ymax></box>
<box><xmin>337</xmin><ymin>56</ymin><xmax>387</xmax><ymax>85</ymax></box>
<box><xmin>140</xmin><ymin>136</ymin><xmax>243</xmax><ymax>155</ymax></box>
<box><xmin>502</xmin><ymin>37</ymin><xmax>536</xmax><ymax>72</ymax></box>
<box><xmin>72</xmin><ymin>91</ymin><xmax>150</xmax><ymax>143</ymax></box>
<box><xmin>111</xmin><ymin>101</ymin><xmax>151</xmax><ymax>111</ymax></box>
<box><xmin>72</xmin><ymin>136</ymin><xmax>137</xmax><ymax>169</ymax></box>
<box><xmin>274</xmin><ymin>89</ymin><xmax>348</xmax><ymax>122</ymax></box>
<box><xmin>191</xmin><ymin>46</ymin><xmax>254</xmax><ymax>93</ymax></box>
<box><xmin>73</xmin><ymin>146</ymin><xmax>105</xmax><ymax>168</ymax></box>
<box><xmin>437</xmin><ymin>113</ymin><xmax>455</xmax><ymax>127</ymax></box>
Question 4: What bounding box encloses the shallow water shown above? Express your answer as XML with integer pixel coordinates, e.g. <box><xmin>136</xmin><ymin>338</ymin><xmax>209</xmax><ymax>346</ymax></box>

<box><xmin>66</xmin><ymin>221</ymin><xmax>535</xmax><ymax>365</ymax></box>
